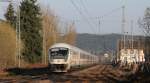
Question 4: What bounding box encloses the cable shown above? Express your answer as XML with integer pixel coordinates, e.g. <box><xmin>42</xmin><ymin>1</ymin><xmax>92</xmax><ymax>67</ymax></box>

<box><xmin>80</xmin><ymin>0</ymin><xmax>89</xmax><ymax>14</ymax></box>
<box><xmin>79</xmin><ymin>0</ymin><xmax>98</xmax><ymax>30</ymax></box>
<box><xmin>102</xmin><ymin>7</ymin><xmax>122</xmax><ymax>18</ymax></box>
<box><xmin>70</xmin><ymin>0</ymin><xmax>96</xmax><ymax>33</ymax></box>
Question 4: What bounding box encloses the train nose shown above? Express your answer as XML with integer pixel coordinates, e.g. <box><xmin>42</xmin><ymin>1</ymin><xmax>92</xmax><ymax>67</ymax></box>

<box><xmin>52</xmin><ymin>59</ymin><xmax>66</xmax><ymax>63</ymax></box>
<box><xmin>50</xmin><ymin>64</ymin><xmax>68</xmax><ymax>72</ymax></box>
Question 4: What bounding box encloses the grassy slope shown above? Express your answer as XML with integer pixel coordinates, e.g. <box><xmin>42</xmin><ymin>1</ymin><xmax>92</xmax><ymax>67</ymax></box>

<box><xmin>0</xmin><ymin>23</ymin><xmax>16</xmax><ymax>69</ymax></box>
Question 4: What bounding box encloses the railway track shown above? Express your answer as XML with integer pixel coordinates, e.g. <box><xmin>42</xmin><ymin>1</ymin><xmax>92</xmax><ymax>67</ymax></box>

<box><xmin>0</xmin><ymin>64</ymin><xmax>150</xmax><ymax>83</ymax></box>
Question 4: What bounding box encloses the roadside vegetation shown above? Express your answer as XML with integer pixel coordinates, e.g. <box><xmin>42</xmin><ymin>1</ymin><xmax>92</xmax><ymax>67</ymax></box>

<box><xmin>0</xmin><ymin>0</ymin><xmax>77</xmax><ymax>69</ymax></box>
<box><xmin>0</xmin><ymin>23</ymin><xmax>16</xmax><ymax>69</ymax></box>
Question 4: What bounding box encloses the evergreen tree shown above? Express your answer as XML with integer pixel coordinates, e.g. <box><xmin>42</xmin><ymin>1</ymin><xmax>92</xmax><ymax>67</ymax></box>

<box><xmin>4</xmin><ymin>3</ymin><xmax>16</xmax><ymax>28</ymax></box>
<box><xmin>20</xmin><ymin>0</ymin><xmax>42</xmax><ymax>63</ymax></box>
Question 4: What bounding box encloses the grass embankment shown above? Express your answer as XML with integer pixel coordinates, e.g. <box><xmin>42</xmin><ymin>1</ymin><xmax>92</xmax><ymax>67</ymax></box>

<box><xmin>0</xmin><ymin>23</ymin><xmax>17</xmax><ymax>76</ymax></box>
<box><xmin>0</xmin><ymin>23</ymin><xmax>17</xmax><ymax>68</ymax></box>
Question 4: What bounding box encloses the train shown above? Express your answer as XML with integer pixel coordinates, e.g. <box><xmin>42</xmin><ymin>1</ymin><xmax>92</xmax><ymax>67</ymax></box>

<box><xmin>48</xmin><ymin>43</ymin><xmax>99</xmax><ymax>72</ymax></box>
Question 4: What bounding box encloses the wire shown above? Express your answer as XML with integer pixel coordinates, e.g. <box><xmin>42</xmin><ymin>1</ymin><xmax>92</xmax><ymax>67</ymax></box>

<box><xmin>79</xmin><ymin>0</ymin><xmax>91</xmax><ymax>18</ymax></box>
<box><xmin>70</xmin><ymin>0</ymin><xmax>96</xmax><ymax>33</ymax></box>
<box><xmin>102</xmin><ymin>7</ymin><xmax>122</xmax><ymax>18</ymax></box>
<box><xmin>0</xmin><ymin>0</ymin><xmax>11</xmax><ymax>2</ymax></box>
<box><xmin>79</xmin><ymin>0</ymin><xmax>98</xmax><ymax>28</ymax></box>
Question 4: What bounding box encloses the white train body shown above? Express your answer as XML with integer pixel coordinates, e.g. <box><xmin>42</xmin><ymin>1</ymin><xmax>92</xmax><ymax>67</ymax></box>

<box><xmin>48</xmin><ymin>43</ymin><xmax>99</xmax><ymax>72</ymax></box>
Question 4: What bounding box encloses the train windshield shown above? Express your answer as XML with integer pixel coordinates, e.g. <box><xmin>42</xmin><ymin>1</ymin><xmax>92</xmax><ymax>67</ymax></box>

<box><xmin>50</xmin><ymin>48</ymin><xmax>68</xmax><ymax>59</ymax></box>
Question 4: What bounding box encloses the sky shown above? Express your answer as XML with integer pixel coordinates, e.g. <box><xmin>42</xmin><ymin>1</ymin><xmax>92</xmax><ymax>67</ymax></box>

<box><xmin>0</xmin><ymin>0</ymin><xmax>150</xmax><ymax>35</ymax></box>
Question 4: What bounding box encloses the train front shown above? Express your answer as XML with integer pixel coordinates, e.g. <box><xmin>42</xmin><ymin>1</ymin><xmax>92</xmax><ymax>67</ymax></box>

<box><xmin>48</xmin><ymin>47</ymin><xmax>69</xmax><ymax>72</ymax></box>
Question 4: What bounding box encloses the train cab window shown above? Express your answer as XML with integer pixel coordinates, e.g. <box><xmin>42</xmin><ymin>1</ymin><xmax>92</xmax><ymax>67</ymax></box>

<box><xmin>50</xmin><ymin>48</ymin><xmax>68</xmax><ymax>59</ymax></box>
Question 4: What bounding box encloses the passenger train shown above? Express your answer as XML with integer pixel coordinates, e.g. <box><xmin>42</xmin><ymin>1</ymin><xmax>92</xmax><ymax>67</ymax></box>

<box><xmin>48</xmin><ymin>43</ymin><xmax>99</xmax><ymax>72</ymax></box>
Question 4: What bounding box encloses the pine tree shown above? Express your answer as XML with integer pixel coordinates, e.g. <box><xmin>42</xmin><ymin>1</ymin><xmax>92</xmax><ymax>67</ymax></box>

<box><xmin>20</xmin><ymin>0</ymin><xmax>42</xmax><ymax>63</ymax></box>
<box><xmin>4</xmin><ymin>3</ymin><xmax>16</xmax><ymax>28</ymax></box>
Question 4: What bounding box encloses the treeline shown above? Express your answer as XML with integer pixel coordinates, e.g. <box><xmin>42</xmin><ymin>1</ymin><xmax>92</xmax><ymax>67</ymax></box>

<box><xmin>0</xmin><ymin>0</ymin><xmax>76</xmax><ymax>68</ymax></box>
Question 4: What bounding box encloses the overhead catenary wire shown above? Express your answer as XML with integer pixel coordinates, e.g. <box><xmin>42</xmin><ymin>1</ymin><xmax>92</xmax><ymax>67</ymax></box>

<box><xmin>79</xmin><ymin>0</ymin><xmax>90</xmax><ymax>16</ymax></box>
<box><xmin>74</xmin><ymin>6</ymin><xmax>122</xmax><ymax>21</ymax></box>
<box><xmin>59</xmin><ymin>5</ymin><xmax>122</xmax><ymax>23</ymax></box>
<box><xmin>79</xmin><ymin>0</ymin><xmax>99</xmax><ymax>34</ymax></box>
<box><xmin>60</xmin><ymin>5</ymin><xmax>122</xmax><ymax>34</ymax></box>
<box><xmin>69</xmin><ymin>1</ymin><xmax>122</xmax><ymax>53</ymax></box>
<box><xmin>59</xmin><ymin>1</ymin><xmax>123</xmax><ymax>52</ymax></box>
<box><xmin>70</xmin><ymin>0</ymin><xmax>96</xmax><ymax>33</ymax></box>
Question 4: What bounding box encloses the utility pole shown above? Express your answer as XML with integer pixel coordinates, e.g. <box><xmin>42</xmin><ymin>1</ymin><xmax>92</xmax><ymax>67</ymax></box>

<box><xmin>12</xmin><ymin>0</ymin><xmax>21</xmax><ymax>67</ymax></box>
<box><xmin>42</xmin><ymin>13</ymin><xmax>47</xmax><ymax>64</ymax></box>
<box><xmin>122</xmin><ymin>5</ymin><xmax>126</xmax><ymax>50</ymax></box>
<box><xmin>12</xmin><ymin>0</ymin><xmax>21</xmax><ymax>68</ymax></box>
<box><xmin>131</xmin><ymin>20</ymin><xmax>134</xmax><ymax>49</ymax></box>
<box><xmin>98</xmin><ymin>17</ymin><xmax>101</xmax><ymax>35</ymax></box>
<box><xmin>43</xmin><ymin>23</ymin><xmax>47</xmax><ymax>64</ymax></box>
<box><xmin>15</xmin><ymin>13</ymin><xmax>18</xmax><ymax>66</ymax></box>
<box><xmin>18</xmin><ymin>4</ymin><xmax>21</xmax><ymax>68</ymax></box>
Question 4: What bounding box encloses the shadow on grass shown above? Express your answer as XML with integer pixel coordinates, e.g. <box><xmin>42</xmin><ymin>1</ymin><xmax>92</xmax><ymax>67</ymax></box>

<box><xmin>5</xmin><ymin>67</ymin><xmax>51</xmax><ymax>76</ymax></box>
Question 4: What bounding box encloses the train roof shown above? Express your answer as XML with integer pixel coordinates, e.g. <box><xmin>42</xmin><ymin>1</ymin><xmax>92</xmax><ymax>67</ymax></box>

<box><xmin>50</xmin><ymin>43</ymin><xmax>71</xmax><ymax>48</ymax></box>
<box><xmin>50</xmin><ymin>43</ymin><xmax>97</xmax><ymax>57</ymax></box>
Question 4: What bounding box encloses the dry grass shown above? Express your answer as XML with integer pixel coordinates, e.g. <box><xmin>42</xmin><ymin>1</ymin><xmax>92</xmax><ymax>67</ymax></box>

<box><xmin>0</xmin><ymin>22</ymin><xmax>17</xmax><ymax>69</ymax></box>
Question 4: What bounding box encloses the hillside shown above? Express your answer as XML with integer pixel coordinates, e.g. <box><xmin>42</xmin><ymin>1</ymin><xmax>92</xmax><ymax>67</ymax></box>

<box><xmin>75</xmin><ymin>33</ymin><xmax>144</xmax><ymax>53</ymax></box>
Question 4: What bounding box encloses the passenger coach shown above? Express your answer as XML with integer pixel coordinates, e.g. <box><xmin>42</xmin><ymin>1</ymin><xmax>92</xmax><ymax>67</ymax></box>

<box><xmin>48</xmin><ymin>43</ymin><xmax>99</xmax><ymax>72</ymax></box>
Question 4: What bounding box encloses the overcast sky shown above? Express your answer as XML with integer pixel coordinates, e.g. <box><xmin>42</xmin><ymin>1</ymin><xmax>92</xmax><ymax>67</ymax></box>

<box><xmin>0</xmin><ymin>0</ymin><xmax>150</xmax><ymax>35</ymax></box>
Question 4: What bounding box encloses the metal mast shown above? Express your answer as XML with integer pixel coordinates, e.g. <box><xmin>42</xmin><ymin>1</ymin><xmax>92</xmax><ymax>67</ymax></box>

<box><xmin>98</xmin><ymin>17</ymin><xmax>101</xmax><ymax>35</ymax></box>
<box><xmin>18</xmin><ymin>4</ymin><xmax>21</xmax><ymax>67</ymax></box>
<box><xmin>121</xmin><ymin>5</ymin><xmax>126</xmax><ymax>49</ymax></box>
<box><xmin>131</xmin><ymin>20</ymin><xmax>134</xmax><ymax>49</ymax></box>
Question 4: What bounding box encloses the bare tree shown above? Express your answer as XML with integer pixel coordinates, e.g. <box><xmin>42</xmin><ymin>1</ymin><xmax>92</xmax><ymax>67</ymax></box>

<box><xmin>41</xmin><ymin>6</ymin><xmax>77</xmax><ymax>64</ymax></box>
<box><xmin>63</xmin><ymin>23</ymin><xmax>77</xmax><ymax>45</ymax></box>
<box><xmin>42</xmin><ymin>7</ymin><xmax>60</xmax><ymax>64</ymax></box>
<box><xmin>139</xmin><ymin>7</ymin><xmax>150</xmax><ymax>36</ymax></box>
<box><xmin>139</xmin><ymin>7</ymin><xmax>150</xmax><ymax>62</ymax></box>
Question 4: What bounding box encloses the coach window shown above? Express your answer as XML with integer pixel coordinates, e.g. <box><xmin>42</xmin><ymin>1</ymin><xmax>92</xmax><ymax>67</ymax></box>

<box><xmin>80</xmin><ymin>53</ymin><xmax>84</xmax><ymax>59</ymax></box>
<box><xmin>83</xmin><ymin>54</ymin><xmax>85</xmax><ymax>59</ymax></box>
<box><xmin>86</xmin><ymin>54</ymin><xmax>88</xmax><ymax>59</ymax></box>
<box><xmin>80</xmin><ymin>53</ymin><xmax>82</xmax><ymax>58</ymax></box>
